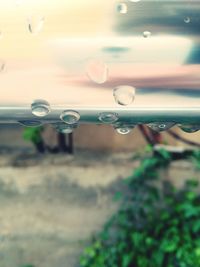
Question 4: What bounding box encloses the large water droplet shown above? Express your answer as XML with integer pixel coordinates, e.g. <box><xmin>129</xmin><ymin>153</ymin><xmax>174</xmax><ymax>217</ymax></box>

<box><xmin>27</xmin><ymin>16</ymin><xmax>45</xmax><ymax>35</ymax></box>
<box><xmin>143</xmin><ymin>31</ymin><xmax>151</xmax><ymax>38</ymax></box>
<box><xmin>54</xmin><ymin>123</ymin><xmax>76</xmax><ymax>134</ymax></box>
<box><xmin>31</xmin><ymin>99</ymin><xmax>50</xmax><ymax>117</ymax></box>
<box><xmin>99</xmin><ymin>112</ymin><xmax>118</xmax><ymax>123</ymax></box>
<box><xmin>117</xmin><ymin>3</ymin><xmax>128</xmax><ymax>14</ymax></box>
<box><xmin>113</xmin><ymin>86</ymin><xmax>136</xmax><ymax>106</ymax></box>
<box><xmin>184</xmin><ymin>17</ymin><xmax>190</xmax><ymax>23</ymax></box>
<box><xmin>19</xmin><ymin>120</ymin><xmax>42</xmax><ymax>127</ymax></box>
<box><xmin>179</xmin><ymin>124</ymin><xmax>200</xmax><ymax>133</ymax></box>
<box><xmin>86</xmin><ymin>59</ymin><xmax>108</xmax><ymax>84</ymax></box>
<box><xmin>147</xmin><ymin>122</ymin><xmax>175</xmax><ymax>132</ymax></box>
<box><xmin>60</xmin><ymin>110</ymin><xmax>80</xmax><ymax>125</ymax></box>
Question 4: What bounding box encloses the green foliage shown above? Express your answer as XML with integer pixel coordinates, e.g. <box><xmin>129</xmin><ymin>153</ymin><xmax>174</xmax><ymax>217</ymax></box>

<box><xmin>23</xmin><ymin>126</ymin><xmax>43</xmax><ymax>144</ymax></box>
<box><xmin>80</xmin><ymin>149</ymin><xmax>200</xmax><ymax>267</ymax></box>
<box><xmin>191</xmin><ymin>150</ymin><xmax>200</xmax><ymax>170</ymax></box>
<box><xmin>20</xmin><ymin>265</ymin><xmax>34</xmax><ymax>267</ymax></box>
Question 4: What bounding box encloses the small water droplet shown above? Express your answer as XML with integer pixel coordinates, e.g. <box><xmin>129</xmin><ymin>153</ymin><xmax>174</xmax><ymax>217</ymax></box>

<box><xmin>113</xmin><ymin>86</ymin><xmax>136</xmax><ymax>106</ymax></box>
<box><xmin>19</xmin><ymin>120</ymin><xmax>42</xmax><ymax>127</ymax></box>
<box><xmin>31</xmin><ymin>99</ymin><xmax>50</xmax><ymax>117</ymax></box>
<box><xmin>147</xmin><ymin>122</ymin><xmax>175</xmax><ymax>132</ymax></box>
<box><xmin>116</xmin><ymin>127</ymin><xmax>133</xmax><ymax>135</ymax></box>
<box><xmin>54</xmin><ymin>123</ymin><xmax>76</xmax><ymax>134</ymax></box>
<box><xmin>143</xmin><ymin>31</ymin><xmax>151</xmax><ymax>38</ymax></box>
<box><xmin>184</xmin><ymin>17</ymin><xmax>190</xmax><ymax>23</ymax></box>
<box><xmin>99</xmin><ymin>112</ymin><xmax>118</xmax><ymax>123</ymax></box>
<box><xmin>60</xmin><ymin>110</ymin><xmax>80</xmax><ymax>125</ymax></box>
<box><xmin>117</xmin><ymin>3</ymin><xmax>128</xmax><ymax>14</ymax></box>
<box><xmin>129</xmin><ymin>0</ymin><xmax>140</xmax><ymax>2</ymax></box>
<box><xmin>86</xmin><ymin>59</ymin><xmax>108</xmax><ymax>84</ymax></box>
<box><xmin>179</xmin><ymin>124</ymin><xmax>200</xmax><ymax>133</ymax></box>
<box><xmin>0</xmin><ymin>60</ymin><xmax>5</xmax><ymax>72</ymax></box>
<box><xmin>27</xmin><ymin>16</ymin><xmax>45</xmax><ymax>35</ymax></box>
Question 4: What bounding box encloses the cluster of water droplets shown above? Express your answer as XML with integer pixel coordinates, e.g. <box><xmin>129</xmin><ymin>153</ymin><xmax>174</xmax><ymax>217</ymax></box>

<box><xmin>147</xmin><ymin>122</ymin><xmax>176</xmax><ymax>132</ymax></box>
<box><xmin>1</xmin><ymin>1</ymin><xmax>194</xmax><ymax>135</ymax></box>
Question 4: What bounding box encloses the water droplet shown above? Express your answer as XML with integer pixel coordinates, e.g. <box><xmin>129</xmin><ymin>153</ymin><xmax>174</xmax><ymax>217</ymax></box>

<box><xmin>117</xmin><ymin>3</ymin><xmax>128</xmax><ymax>14</ymax></box>
<box><xmin>86</xmin><ymin>59</ymin><xmax>108</xmax><ymax>84</ymax></box>
<box><xmin>60</xmin><ymin>110</ymin><xmax>80</xmax><ymax>125</ymax></box>
<box><xmin>27</xmin><ymin>16</ymin><xmax>45</xmax><ymax>35</ymax></box>
<box><xmin>129</xmin><ymin>0</ymin><xmax>140</xmax><ymax>2</ymax></box>
<box><xmin>184</xmin><ymin>17</ymin><xmax>190</xmax><ymax>23</ymax></box>
<box><xmin>116</xmin><ymin>127</ymin><xmax>133</xmax><ymax>135</ymax></box>
<box><xmin>143</xmin><ymin>31</ymin><xmax>151</xmax><ymax>38</ymax></box>
<box><xmin>54</xmin><ymin>123</ymin><xmax>76</xmax><ymax>134</ymax></box>
<box><xmin>31</xmin><ymin>99</ymin><xmax>50</xmax><ymax>117</ymax></box>
<box><xmin>99</xmin><ymin>112</ymin><xmax>118</xmax><ymax>123</ymax></box>
<box><xmin>0</xmin><ymin>60</ymin><xmax>5</xmax><ymax>72</ymax></box>
<box><xmin>179</xmin><ymin>124</ymin><xmax>200</xmax><ymax>133</ymax></box>
<box><xmin>113</xmin><ymin>86</ymin><xmax>136</xmax><ymax>106</ymax></box>
<box><xmin>18</xmin><ymin>120</ymin><xmax>42</xmax><ymax>127</ymax></box>
<box><xmin>147</xmin><ymin>122</ymin><xmax>175</xmax><ymax>132</ymax></box>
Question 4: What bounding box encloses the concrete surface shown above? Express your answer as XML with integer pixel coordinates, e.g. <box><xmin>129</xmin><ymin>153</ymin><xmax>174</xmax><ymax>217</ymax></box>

<box><xmin>0</xmin><ymin>151</ymin><xmax>137</xmax><ymax>267</ymax></box>
<box><xmin>0</xmin><ymin>150</ymin><xmax>199</xmax><ymax>267</ymax></box>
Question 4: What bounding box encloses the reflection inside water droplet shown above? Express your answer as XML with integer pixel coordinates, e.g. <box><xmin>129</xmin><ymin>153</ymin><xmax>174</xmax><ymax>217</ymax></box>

<box><xmin>54</xmin><ymin>123</ymin><xmax>76</xmax><ymax>134</ymax></box>
<box><xmin>99</xmin><ymin>112</ymin><xmax>118</xmax><ymax>123</ymax></box>
<box><xmin>86</xmin><ymin>59</ymin><xmax>108</xmax><ymax>84</ymax></box>
<box><xmin>19</xmin><ymin>120</ymin><xmax>42</xmax><ymax>127</ymax></box>
<box><xmin>60</xmin><ymin>110</ymin><xmax>80</xmax><ymax>125</ymax></box>
<box><xmin>184</xmin><ymin>17</ymin><xmax>190</xmax><ymax>23</ymax></box>
<box><xmin>31</xmin><ymin>99</ymin><xmax>50</xmax><ymax>117</ymax></box>
<box><xmin>117</xmin><ymin>3</ymin><xmax>128</xmax><ymax>14</ymax></box>
<box><xmin>147</xmin><ymin>122</ymin><xmax>175</xmax><ymax>132</ymax></box>
<box><xmin>116</xmin><ymin>127</ymin><xmax>133</xmax><ymax>135</ymax></box>
<box><xmin>143</xmin><ymin>31</ymin><xmax>151</xmax><ymax>38</ymax></box>
<box><xmin>179</xmin><ymin>124</ymin><xmax>200</xmax><ymax>133</ymax></box>
<box><xmin>113</xmin><ymin>86</ymin><xmax>136</xmax><ymax>106</ymax></box>
<box><xmin>27</xmin><ymin>16</ymin><xmax>45</xmax><ymax>34</ymax></box>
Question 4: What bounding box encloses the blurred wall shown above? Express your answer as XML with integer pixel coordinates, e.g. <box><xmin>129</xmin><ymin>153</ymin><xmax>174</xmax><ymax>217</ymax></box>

<box><xmin>0</xmin><ymin>124</ymin><xmax>196</xmax><ymax>152</ymax></box>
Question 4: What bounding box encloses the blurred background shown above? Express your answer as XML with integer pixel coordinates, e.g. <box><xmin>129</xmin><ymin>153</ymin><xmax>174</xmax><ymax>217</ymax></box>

<box><xmin>1</xmin><ymin>124</ymin><xmax>200</xmax><ymax>267</ymax></box>
<box><xmin>1</xmin><ymin>0</ymin><xmax>200</xmax><ymax>266</ymax></box>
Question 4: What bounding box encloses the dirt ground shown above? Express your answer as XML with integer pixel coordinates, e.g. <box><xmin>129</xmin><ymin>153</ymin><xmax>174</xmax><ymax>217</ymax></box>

<box><xmin>0</xmin><ymin>148</ymin><xmax>199</xmax><ymax>267</ymax></box>
<box><xmin>0</xmin><ymin>149</ymin><xmax>138</xmax><ymax>267</ymax></box>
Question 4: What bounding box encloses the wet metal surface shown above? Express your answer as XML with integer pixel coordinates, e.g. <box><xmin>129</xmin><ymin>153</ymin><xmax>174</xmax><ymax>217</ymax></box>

<box><xmin>0</xmin><ymin>0</ymin><xmax>200</xmax><ymax>126</ymax></box>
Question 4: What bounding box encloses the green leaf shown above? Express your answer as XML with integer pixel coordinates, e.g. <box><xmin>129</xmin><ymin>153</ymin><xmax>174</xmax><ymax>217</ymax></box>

<box><xmin>122</xmin><ymin>254</ymin><xmax>132</xmax><ymax>267</ymax></box>
<box><xmin>113</xmin><ymin>191</ymin><xmax>123</xmax><ymax>202</ymax></box>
